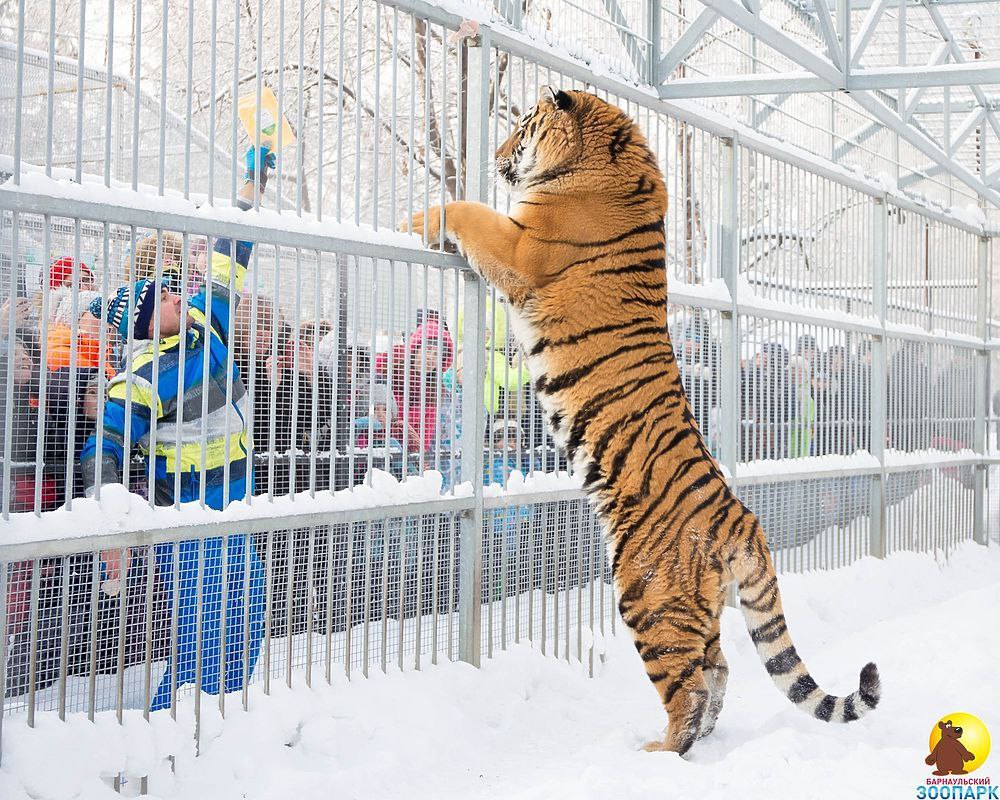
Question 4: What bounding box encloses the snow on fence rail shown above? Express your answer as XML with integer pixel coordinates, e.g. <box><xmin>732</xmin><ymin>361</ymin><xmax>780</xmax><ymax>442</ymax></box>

<box><xmin>0</xmin><ymin>0</ymin><xmax>997</xmax><ymax>774</ymax></box>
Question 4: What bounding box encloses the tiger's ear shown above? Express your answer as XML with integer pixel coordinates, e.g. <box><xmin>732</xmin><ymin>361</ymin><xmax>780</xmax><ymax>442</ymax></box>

<box><xmin>539</xmin><ymin>85</ymin><xmax>572</xmax><ymax>111</ymax></box>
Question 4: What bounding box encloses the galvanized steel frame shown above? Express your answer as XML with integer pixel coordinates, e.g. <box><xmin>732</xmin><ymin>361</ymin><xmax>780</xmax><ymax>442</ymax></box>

<box><xmin>653</xmin><ymin>0</ymin><xmax>1000</xmax><ymax>207</ymax></box>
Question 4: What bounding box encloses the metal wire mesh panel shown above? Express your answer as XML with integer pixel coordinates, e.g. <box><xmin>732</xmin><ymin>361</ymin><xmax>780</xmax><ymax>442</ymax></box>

<box><xmin>670</xmin><ymin>303</ymin><xmax>722</xmax><ymax>454</ymax></box>
<box><xmin>516</xmin><ymin>0</ymin><xmax>651</xmax><ymax>82</ymax></box>
<box><xmin>886</xmin><ymin>205</ymin><xmax>980</xmax><ymax>336</ymax></box>
<box><xmin>886</xmin><ymin>337</ymin><xmax>977</xmax><ymax>456</ymax></box>
<box><xmin>251</xmin><ymin>511</ymin><xmax>462</xmax><ymax>682</ymax></box>
<box><xmin>738</xmin><ymin>477</ymin><xmax>873</xmax><ymax>573</ymax></box>
<box><xmin>5</xmin><ymin>1</ymin><xmax>468</xmax><ymax>225</ymax></box>
<box><xmin>481</xmin><ymin>497</ymin><xmax>614</xmax><ymax>673</ymax></box>
<box><xmin>884</xmin><ymin>467</ymin><xmax>977</xmax><ymax>556</ymax></box>
<box><xmin>2</xmin><ymin>508</ymin><xmax>463</xmax><ymax>717</ymax></box>
<box><xmin>0</xmin><ymin>207</ymin><xmax>477</xmax><ymax>517</ymax></box>
<box><xmin>738</xmin><ymin>315</ymin><xmax>874</xmax><ymax>463</ymax></box>
<box><xmin>0</xmin><ymin>43</ymin><xmax>232</xmax><ymax>191</ymax></box>
<box><xmin>3</xmin><ymin>547</ymin><xmax>169</xmax><ymax>719</ymax></box>
<box><xmin>739</xmin><ymin>147</ymin><xmax>878</xmax><ymax>314</ymax></box>
<box><xmin>988</xmin><ymin>465</ymin><xmax>1000</xmax><ymax>545</ymax></box>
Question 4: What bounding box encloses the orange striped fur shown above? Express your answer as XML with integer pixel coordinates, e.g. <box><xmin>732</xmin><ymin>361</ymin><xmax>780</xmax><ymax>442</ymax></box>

<box><xmin>403</xmin><ymin>87</ymin><xmax>880</xmax><ymax>754</ymax></box>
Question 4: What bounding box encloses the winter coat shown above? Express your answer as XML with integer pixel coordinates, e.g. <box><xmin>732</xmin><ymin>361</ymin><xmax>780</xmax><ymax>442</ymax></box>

<box><xmin>45</xmin><ymin>325</ymin><xmax>115</xmax><ymax>378</ymax></box>
<box><xmin>375</xmin><ymin>321</ymin><xmax>454</xmax><ymax>452</ymax></box>
<box><xmin>455</xmin><ymin>300</ymin><xmax>531</xmax><ymax>417</ymax></box>
<box><xmin>80</xmin><ymin>236</ymin><xmax>265</xmax><ymax>711</ymax></box>
<box><xmin>788</xmin><ymin>370</ymin><xmax>815</xmax><ymax>458</ymax></box>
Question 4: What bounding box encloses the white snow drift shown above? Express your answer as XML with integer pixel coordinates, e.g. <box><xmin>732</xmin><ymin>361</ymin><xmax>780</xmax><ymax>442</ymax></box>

<box><xmin>2</xmin><ymin>541</ymin><xmax>998</xmax><ymax>799</ymax></box>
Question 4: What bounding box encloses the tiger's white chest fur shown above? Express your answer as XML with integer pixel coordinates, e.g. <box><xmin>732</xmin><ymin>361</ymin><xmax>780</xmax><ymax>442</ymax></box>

<box><xmin>460</xmin><ymin>247</ymin><xmax>599</xmax><ymax>486</ymax></box>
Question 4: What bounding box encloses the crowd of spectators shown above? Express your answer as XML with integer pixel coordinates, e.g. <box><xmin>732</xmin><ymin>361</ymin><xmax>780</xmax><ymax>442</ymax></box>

<box><xmin>673</xmin><ymin>312</ymin><xmax>978</xmax><ymax>463</ymax></box>
<box><xmin>0</xmin><ymin>142</ymin><xmax>551</xmax><ymax>703</ymax></box>
<box><xmin>1</xmin><ymin>164</ymin><xmax>985</xmax><ymax>706</ymax></box>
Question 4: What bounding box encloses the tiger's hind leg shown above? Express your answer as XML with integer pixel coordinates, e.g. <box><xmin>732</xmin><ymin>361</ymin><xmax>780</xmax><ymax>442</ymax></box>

<box><xmin>641</xmin><ymin>662</ymin><xmax>711</xmax><ymax>755</ymax></box>
<box><xmin>629</xmin><ymin>608</ymin><xmax>711</xmax><ymax>755</ymax></box>
<box><xmin>698</xmin><ymin>623</ymin><xmax>729</xmax><ymax>740</ymax></box>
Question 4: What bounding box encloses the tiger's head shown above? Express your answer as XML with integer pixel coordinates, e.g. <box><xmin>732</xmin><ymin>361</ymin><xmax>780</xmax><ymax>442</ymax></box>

<box><xmin>495</xmin><ymin>87</ymin><xmax>663</xmax><ymax>207</ymax></box>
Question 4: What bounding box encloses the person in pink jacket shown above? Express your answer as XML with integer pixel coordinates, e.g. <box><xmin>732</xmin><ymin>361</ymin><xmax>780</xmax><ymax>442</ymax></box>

<box><xmin>375</xmin><ymin>319</ymin><xmax>454</xmax><ymax>456</ymax></box>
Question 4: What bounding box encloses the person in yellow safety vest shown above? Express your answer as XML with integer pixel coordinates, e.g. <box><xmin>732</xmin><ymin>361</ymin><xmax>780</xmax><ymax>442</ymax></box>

<box><xmin>80</xmin><ymin>145</ymin><xmax>275</xmax><ymax>711</ymax></box>
<box><xmin>445</xmin><ymin>298</ymin><xmax>530</xmax><ymax>418</ymax></box>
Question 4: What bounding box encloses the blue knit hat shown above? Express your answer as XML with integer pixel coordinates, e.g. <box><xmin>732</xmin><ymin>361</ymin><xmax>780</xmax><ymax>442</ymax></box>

<box><xmin>90</xmin><ymin>279</ymin><xmax>161</xmax><ymax>341</ymax></box>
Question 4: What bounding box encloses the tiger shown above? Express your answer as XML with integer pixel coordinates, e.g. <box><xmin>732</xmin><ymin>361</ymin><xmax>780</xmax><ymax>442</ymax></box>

<box><xmin>402</xmin><ymin>86</ymin><xmax>880</xmax><ymax>755</ymax></box>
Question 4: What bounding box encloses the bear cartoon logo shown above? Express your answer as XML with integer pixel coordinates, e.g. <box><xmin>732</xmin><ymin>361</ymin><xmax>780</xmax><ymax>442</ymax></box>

<box><xmin>926</xmin><ymin>720</ymin><xmax>977</xmax><ymax>776</ymax></box>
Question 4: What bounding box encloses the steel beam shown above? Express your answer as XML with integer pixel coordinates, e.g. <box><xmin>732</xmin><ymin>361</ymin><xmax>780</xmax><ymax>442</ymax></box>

<box><xmin>752</xmin><ymin>92</ymin><xmax>792</xmax><ymax>128</ymax></box>
<box><xmin>695</xmin><ymin>0</ymin><xmax>843</xmax><ymax>84</ymax></box>
<box><xmin>858</xmin><ymin>61</ymin><xmax>1000</xmax><ymax>89</ymax></box>
<box><xmin>898</xmin><ymin>162</ymin><xmax>946</xmax><ymax>188</ymax></box>
<box><xmin>910</xmin><ymin>99</ymin><xmax>1000</xmax><ymax>114</ymax></box>
<box><xmin>659</xmin><ymin>61</ymin><xmax>1000</xmax><ymax>98</ymax></box>
<box><xmin>849</xmin><ymin>89</ymin><xmax>1000</xmax><ymax>205</ymax></box>
<box><xmin>901</xmin><ymin>42</ymin><xmax>950</xmax><ymax>121</ymax></box>
<box><xmin>832</xmin><ymin>119</ymin><xmax>882</xmax><ymax>160</ymax></box>
<box><xmin>811</xmin><ymin>0</ymin><xmax>845</xmax><ymax>71</ymax></box>
<box><xmin>921</xmin><ymin>0</ymin><xmax>1000</xmax><ymax>144</ymax></box>
<box><xmin>850</xmin><ymin>0</ymin><xmax>891</xmax><ymax>67</ymax></box>
<box><xmin>657</xmin><ymin>8</ymin><xmax>719</xmax><ymax>82</ymax></box>
<box><xmin>949</xmin><ymin>106</ymin><xmax>986</xmax><ymax>155</ymax></box>
<box><xmin>810</xmin><ymin>0</ymin><xmax>1000</xmax><ymax>9</ymax></box>
<box><xmin>660</xmin><ymin>72</ymin><xmax>832</xmax><ymax>98</ymax></box>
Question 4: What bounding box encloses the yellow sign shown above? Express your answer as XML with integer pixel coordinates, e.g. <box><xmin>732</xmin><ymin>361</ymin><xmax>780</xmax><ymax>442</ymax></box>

<box><xmin>927</xmin><ymin>713</ymin><xmax>991</xmax><ymax>775</ymax></box>
<box><xmin>237</xmin><ymin>86</ymin><xmax>296</xmax><ymax>152</ymax></box>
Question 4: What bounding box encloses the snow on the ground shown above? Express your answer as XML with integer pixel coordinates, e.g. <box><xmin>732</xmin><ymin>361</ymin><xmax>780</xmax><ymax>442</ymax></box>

<box><xmin>2</xmin><ymin>542</ymin><xmax>998</xmax><ymax>800</ymax></box>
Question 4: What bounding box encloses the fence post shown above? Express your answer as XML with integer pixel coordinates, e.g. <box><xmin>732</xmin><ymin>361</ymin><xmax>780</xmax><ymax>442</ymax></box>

<box><xmin>0</xmin><ymin>561</ymin><xmax>7</xmax><ymax>766</ymax></box>
<box><xmin>647</xmin><ymin>0</ymin><xmax>661</xmax><ymax>86</ymax></box>
<box><xmin>974</xmin><ymin>234</ymin><xmax>989</xmax><ymax>545</ymax></box>
<box><xmin>718</xmin><ymin>135</ymin><xmax>740</xmax><ymax>478</ymax></box>
<box><xmin>457</xmin><ymin>31</ymin><xmax>491</xmax><ymax>667</ymax></box>
<box><xmin>869</xmin><ymin>197</ymin><xmax>889</xmax><ymax>558</ymax></box>
<box><xmin>719</xmin><ymin>135</ymin><xmax>740</xmax><ymax>605</ymax></box>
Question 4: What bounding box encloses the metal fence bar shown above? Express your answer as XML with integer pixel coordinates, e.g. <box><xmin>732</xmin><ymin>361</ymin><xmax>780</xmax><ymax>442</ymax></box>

<box><xmin>974</xmin><ymin>234</ymin><xmax>989</xmax><ymax>545</ymax></box>
<box><xmin>719</xmin><ymin>135</ymin><xmax>740</xmax><ymax>476</ymax></box>
<box><xmin>870</xmin><ymin>198</ymin><xmax>888</xmax><ymax>558</ymax></box>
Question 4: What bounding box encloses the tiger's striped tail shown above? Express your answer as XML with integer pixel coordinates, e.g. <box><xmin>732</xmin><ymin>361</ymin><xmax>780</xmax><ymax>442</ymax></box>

<box><xmin>734</xmin><ymin>545</ymin><xmax>881</xmax><ymax>723</ymax></box>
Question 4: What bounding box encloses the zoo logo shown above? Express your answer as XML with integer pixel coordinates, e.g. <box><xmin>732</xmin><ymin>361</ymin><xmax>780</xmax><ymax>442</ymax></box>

<box><xmin>917</xmin><ymin>713</ymin><xmax>994</xmax><ymax>800</ymax></box>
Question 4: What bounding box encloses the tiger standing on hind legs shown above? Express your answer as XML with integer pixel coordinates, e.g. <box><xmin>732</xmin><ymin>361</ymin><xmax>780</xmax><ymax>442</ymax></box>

<box><xmin>401</xmin><ymin>86</ymin><xmax>880</xmax><ymax>756</ymax></box>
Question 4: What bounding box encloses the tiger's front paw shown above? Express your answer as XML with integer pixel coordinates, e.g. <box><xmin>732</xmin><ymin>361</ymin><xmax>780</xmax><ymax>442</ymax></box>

<box><xmin>399</xmin><ymin>208</ymin><xmax>444</xmax><ymax>246</ymax></box>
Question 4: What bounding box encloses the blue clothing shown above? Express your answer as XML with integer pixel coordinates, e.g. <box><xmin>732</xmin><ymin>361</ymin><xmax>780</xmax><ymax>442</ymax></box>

<box><xmin>82</xmin><ymin>234</ymin><xmax>265</xmax><ymax>710</ymax></box>
<box><xmin>150</xmin><ymin>536</ymin><xmax>264</xmax><ymax>711</ymax></box>
<box><xmin>484</xmin><ymin>453</ymin><xmax>535</xmax><ymax>554</ymax></box>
